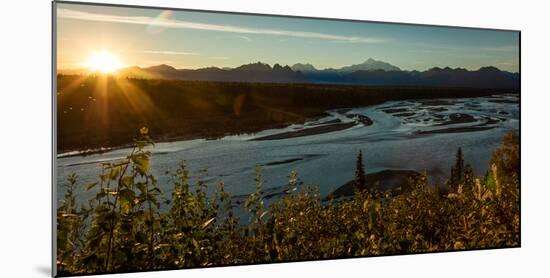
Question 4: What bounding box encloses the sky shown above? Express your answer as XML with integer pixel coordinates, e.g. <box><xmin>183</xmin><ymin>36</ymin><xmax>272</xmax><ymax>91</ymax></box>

<box><xmin>56</xmin><ymin>2</ymin><xmax>520</xmax><ymax>72</ymax></box>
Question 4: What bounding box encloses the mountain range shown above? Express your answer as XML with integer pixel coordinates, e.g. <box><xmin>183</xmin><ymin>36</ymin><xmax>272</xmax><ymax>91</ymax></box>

<box><xmin>290</xmin><ymin>58</ymin><xmax>401</xmax><ymax>74</ymax></box>
<box><xmin>61</xmin><ymin>58</ymin><xmax>520</xmax><ymax>89</ymax></box>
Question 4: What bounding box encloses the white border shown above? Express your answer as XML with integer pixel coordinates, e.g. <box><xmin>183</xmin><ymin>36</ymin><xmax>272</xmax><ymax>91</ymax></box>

<box><xmin>2</xmin><ymin>0</ymin><xmax>549</xmax><ymax>277</ymax></box>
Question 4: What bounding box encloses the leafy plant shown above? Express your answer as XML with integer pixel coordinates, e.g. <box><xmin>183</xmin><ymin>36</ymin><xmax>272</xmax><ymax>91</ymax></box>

<box><xmin>56</xmin><ymin>129</ymin><xmax>520</xmax><ymax>275</ymax></box>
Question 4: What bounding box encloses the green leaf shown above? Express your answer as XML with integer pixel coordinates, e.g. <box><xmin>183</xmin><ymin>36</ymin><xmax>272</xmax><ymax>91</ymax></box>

<box><xmin>121</xmin><ymin>176</ymin><xmax>133</xmax><ymax>188</ymax></box>
<box><xmin>119</xmin><ymin>188</ymin><xmax>136</xmax><ymax>202</ymax></box>
<box><xmin>95</xmin><ymin>191</ymin><xmax>107</xmax><ymax>200</ymax></box>
<box><xmin>260</xmin><ymin>211</ymin><xmax>268</xmax><ymax>219</ymax></box>
<box><xmin>120</xmin><ymin>199</ymin><xmax>132</xmax><ymax>214</ymax></box>
<box><xmin>94</xmin><ymin>204</ymin><xmax>109</xmax><ymax>214</ymax></box>
<box><xmin>109</xmin><ymin>166</ymin><xmax>121</xmax><ymax>180</ymax></box>
<box><xmin>201</xmin><ymin>217</ymin><xmax>216</xmax><ymax>230</ymax></box>
<box><xmin>136</xmin><ymin>183</ymin><xmax>146</xmax><ymax>194</ymax></box>
<box><xmin>85</xmin><ymin>182</ymin><xmax>98</xmax><ymax>191</ymax></box>
<box><xmin>132</xmin><ymin>153</ymin><xmax>151</xmax><ymax>174</ymax></box>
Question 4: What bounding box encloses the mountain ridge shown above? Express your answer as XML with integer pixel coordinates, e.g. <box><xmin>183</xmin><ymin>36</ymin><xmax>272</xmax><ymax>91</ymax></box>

<box><xmin>59</xmin><ymin>59</ymin><xmax>519</xmax><ymax>89</ymax></box>
<box><xmin>291</xmin><ymin>58</ymin><xmax>401</xmax><ymax>73</ymax></box>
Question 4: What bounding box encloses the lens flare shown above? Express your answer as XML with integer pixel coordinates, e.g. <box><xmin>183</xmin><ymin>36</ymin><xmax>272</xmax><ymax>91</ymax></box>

<box><xmin>146</xmin><ymin>10</ymin><xmax>174</xmax><ymax>34</ymax></box>
<box><xmin>84</xmin><ymin>51</ymin><xmax>123</xmax><ymax>73</ymax></box>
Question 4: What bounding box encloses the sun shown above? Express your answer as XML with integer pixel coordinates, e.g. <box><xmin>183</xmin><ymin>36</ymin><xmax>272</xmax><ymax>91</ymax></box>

<box><xmin>84</xmin><ymin>51</ymin><xmax>123</xmax><ymax>73</ymax></box>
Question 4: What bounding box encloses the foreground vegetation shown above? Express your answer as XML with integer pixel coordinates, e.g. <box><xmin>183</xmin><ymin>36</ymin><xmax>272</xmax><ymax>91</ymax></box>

<box><xmin>57</xmin><ymin>75</ymin><xmax>516</xmax><ymax>152</ymax></box>
<box><xmin>57</xmin><ymin>129</ymin><xmax>519</xmax><ymax>276</ymax></box>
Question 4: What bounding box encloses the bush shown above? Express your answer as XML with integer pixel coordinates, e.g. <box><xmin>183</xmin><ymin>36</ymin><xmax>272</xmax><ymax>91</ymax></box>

<box><xmin>56</xmin><ymin>129</ymin><xmax>520</xmax><ymax>275</ymax></box>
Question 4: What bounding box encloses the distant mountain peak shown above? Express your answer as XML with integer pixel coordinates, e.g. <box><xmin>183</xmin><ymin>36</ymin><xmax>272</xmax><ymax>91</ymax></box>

<box><xmin>340</xmin><ymin>58</ymin><xmax>401</xmax><ymax>72</ymax></box>
<box><xmin>146</xmin><ymin>64</ymin><xmax>177</xmax><ymax>72</ymax></box>
<box><xmin>291</xmin><ymin>63</ymin><xmax>318</xmax><ymax>72</ymax></box>
<box><xmin>478</xmin><ymin>66</ymin><xmax>501</xmax><ymax>72</ymax></box>
<box><xmin>236</xmin><ymin>62</ymin><xmax>272</xmax><ymax>72</ymax></box>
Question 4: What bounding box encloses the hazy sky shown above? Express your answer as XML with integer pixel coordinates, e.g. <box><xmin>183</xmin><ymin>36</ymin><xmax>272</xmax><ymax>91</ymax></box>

<box><xmin>56</xmin><ymin>2</ymin><xmax>520</xmax><ymax>72</ymax></box>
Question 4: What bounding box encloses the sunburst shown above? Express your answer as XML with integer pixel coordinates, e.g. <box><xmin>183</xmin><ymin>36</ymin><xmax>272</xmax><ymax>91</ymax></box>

<box><xmin>84</xmin><ymin>51</ymin><xmax>123</xmax><ymax>73</ymax></box>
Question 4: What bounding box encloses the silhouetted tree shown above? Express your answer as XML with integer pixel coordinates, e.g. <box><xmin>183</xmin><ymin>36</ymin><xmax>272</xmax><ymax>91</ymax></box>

<box><xmin>455</xmin><ymin>147</ymin><xmax>464</xmax><ymax>180</ymax></box>
<box><xmin>450</xmin><ymin>147</ymin><xmax>464</xmax><ymax>191</ymax></box>
<box><xmin>463</xmin><ymin>163</ymin><xmax>474</xmax><ymax>191</ymax></box>
<box><xmin>355</xmin><ymin>150</ymin><xmax>366</xmax><ymax>190</ymax></box>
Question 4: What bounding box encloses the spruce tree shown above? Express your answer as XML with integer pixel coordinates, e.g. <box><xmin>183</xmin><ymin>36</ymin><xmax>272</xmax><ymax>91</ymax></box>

<box><xmin>450</xmin><ymin>167</ymin><xmax>456</xmax><ymax>186</ymax></box>
<box><xmin>463</xmin><ymin>163</ymin><xmax>474</xmax><ymax>191</ymax></box>
<box><xmin>450</xmin><ymin>147</ymin><xmax>465</xmax><ymax>191</ymax></box>
<box><xmin>455</xmin><ymin>147</ymin><xmax>464</xmax><ymax>181</ymax></box>
<box><xmin>355</xmin><ymin>150</ymin><xmax>366</xmax><ymax>190</ymax></box>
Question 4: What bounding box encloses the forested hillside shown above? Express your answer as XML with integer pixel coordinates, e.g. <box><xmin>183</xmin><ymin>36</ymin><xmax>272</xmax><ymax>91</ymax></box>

<box><xmin>57</xmin><ymin>75</ymin><xmax>516</xmax><ymax>152</ymax></box>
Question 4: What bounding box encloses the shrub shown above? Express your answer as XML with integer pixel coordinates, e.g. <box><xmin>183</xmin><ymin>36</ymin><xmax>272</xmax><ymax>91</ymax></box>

<box><xmin>56</xmin><ymin>129</ymin><xmax>520</xmax><ymax>275</ymax></box>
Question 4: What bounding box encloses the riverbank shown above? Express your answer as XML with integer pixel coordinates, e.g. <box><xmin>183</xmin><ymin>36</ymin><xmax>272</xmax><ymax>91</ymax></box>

<box><xmin>57</xmin><ymin>75</ymin><xmax>516</xmax><ymax>153</ymax></box>
<box><xmin>325</xmin><ymin>169</ymin><xmax>422</xmax><ymax>200</ymax></box>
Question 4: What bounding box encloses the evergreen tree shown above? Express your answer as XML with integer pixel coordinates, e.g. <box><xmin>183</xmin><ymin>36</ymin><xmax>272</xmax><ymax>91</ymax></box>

<box><xmin>450</xmin><ymin>147</ymin><xmax>464</xmax><ymax>191</ymax></box>
<box><xmin>455</xmin><ymin>147</ymin><xmax>464</xmax><ymax>181</ymax></box>
<box><xmin>463</xmin><ymin>163</ymin><xmax>474</xmax><ymax>191</ymax></box>
<box><xmin>450</xmin><ymin>167</ymin><xmax>456</xmax><ymax>186</ymax></box>
<box><xmin>355</xmin><ymin>150</ymin><xmax>366</xmax><ymax>190</ymax></box>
